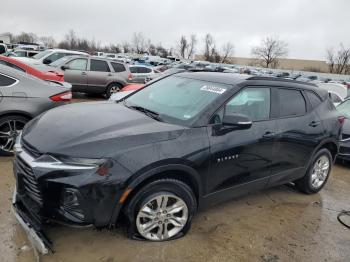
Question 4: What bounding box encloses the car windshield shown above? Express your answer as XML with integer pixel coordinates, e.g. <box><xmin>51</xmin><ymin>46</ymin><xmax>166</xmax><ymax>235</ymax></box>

<box><xmin>337</xmin><ymin>100</ymin><xmax>350</xmax><ymax>118</ymax></box>
<box><xmin>50</xmin><ymin>56</ymin><xmax>72</xmax><ymax>67</ymax></box>
<box><xmin>32</xmin><ymin>50</ymin><xmax>53</xmax><ymax>60</ymax></box>
<box><xmin>125</xmin><ymin>75</ymin><xmax>230</xmax><ymax>126</ymax></box>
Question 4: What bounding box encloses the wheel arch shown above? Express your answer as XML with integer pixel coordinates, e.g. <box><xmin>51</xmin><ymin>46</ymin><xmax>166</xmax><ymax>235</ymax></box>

<box><xmin>106</xmin><ymin>81</ymin><xmax>126</xmax><ymax>89</ymax></box>
<box><xmin>0</xmin><ymin>111</ymin><xmax>33</xmax><ymax>120</ymax></box>
<box><xmin>109</xmin><ymin>164</ymin><xmax>202</xmax><ymax>227</ymax></box>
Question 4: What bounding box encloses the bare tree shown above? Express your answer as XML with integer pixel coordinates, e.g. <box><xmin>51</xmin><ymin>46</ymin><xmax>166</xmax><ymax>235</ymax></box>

<box><xmin>177</xmin><ymin>36</ymin><xmax>188</xmax><ymax>58</ymax></box>
<box><xmin>40</xmin><ymin>36</ymin><xmax>56</xmax><ymax>48</ymax></box>
<box><xmin>122</xmin><ymin>41</ymin><xmax>131</xmax><ymax>53</ymax></box>
<box><xmin>220</xmin><ymin>42</ymin><xmax>234</xmax><ymax>63</ymax></box>
<box><xmin>335</xmin><ymin>44</ymin><xmax>350</xmax><ymax>74</ymax></box>
<box><xmin>326</xmin><ymin>44</ymin><xmax>350</xmax><ymax>74</ymax></box>
<box><xmin>15</xmin><ymin>32</ymin><xmax>38</xmax><ymax>43</ymax></box>
<box><xmin>132</xmin><ymin>32</ymin><xmax>146</xmax><ymax>54</ymax></box>
<box><xmin>203</xmin><ymin>33</ymin><xmax>221</xmax><ymax>62</ymax></box>
<box><xmin>187</xmin><ymin>34</ymin><xmax>197</xmax><ymax>59</ymax></box>
<box><xmin>326</xmin><ymin>48</ymin><xmax>336</xmax><ymax>73</ymax></box>
<box><xmin>251</xmin><ymin>36</ymin><xmax>288</xmax><ymax>68</ymax></box>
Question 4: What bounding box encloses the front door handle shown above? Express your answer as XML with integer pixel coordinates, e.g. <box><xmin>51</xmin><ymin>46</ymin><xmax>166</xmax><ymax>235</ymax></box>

<box><xmin>262</xmin><ymin>131</ymin><xmax>275</xmax><ymax>139</ymax></box>
<box><xmin>107</xmin><ymin>73</ymin><xmax>112</xmax><ymax>76</ymax></box>
<box><xmin>81</xmin><ymin>72</ymin><xmax>87</xmax><ymax>76</ymax></box>
<box><xmin>309</xmin><ymin>121</ymin><xmax>320</xmax><ymax>127</ymax></box>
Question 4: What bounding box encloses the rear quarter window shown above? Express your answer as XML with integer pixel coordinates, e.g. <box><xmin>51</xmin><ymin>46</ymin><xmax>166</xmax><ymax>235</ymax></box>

<box><xmin>111</xmin><ymin>62</ymin><xmax>126</xmax><ymax>73</ymax></box>
<box><xmin>305</xmin><ymin>91</ymin><xmax>322</xmax><ymax>109</ymax></box>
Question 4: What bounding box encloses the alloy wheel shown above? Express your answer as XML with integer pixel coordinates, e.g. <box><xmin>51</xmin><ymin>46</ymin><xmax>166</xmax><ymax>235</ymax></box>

<box><xmin>311</xmin><ymin>155</ymin><xmax>330</xmax><ymax>189</ymax></box>
<box><xmin>0</xmin><ymin>119</ymin><xmax>26</xmax><ymax>153</ymax></box>
<box><xmin>136</xmin><ymin>194</ymin><xmax>189</xmax><ymax>241</ymax></box>
<box><xmin>109</xmin><ymin>85</ymin><xmax>121</xmax><ymax>95</ymax></box>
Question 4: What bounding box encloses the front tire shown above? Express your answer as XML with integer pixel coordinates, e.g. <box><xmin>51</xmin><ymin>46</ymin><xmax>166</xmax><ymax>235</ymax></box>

<box><xmin>124</xmin><ymin>179</ymin><xmax>196</xmax><ymax>241</ymax></box>
<box><xmin>295</xmin><ymin>148</ymin><xmax>332</xmax><ymax>194</ymax></box>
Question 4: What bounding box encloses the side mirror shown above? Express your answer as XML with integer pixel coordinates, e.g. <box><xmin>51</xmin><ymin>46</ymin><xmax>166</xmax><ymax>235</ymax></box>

<box><xmin>43</xmin><ymin>58</ymin><xmax>52</xmax><ymax>64</ymax></box>
<box><xmin>61</xmin><ymin>65</ymin><xmax>69</xmax><ymax>71</ymax></box>
<box><xmin>222</xmin><ymin>114</ymin><xmax>252</xmax><ymax>130</ymax></box>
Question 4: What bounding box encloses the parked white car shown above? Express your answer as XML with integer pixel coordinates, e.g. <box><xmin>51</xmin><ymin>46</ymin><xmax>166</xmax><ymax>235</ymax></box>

<box><xmin>129</xmin><ymin>65</ymin><xmax>162</xmax><ymax>83</ymax></box>
<box><xmin>14</xmin><ymin>49</ymin><xmax>88</xmax><ymax>66</ymax></box>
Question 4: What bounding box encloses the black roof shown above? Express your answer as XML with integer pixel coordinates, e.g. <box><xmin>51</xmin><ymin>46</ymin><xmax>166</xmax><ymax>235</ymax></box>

<box><xmin>175</xmin><ymin>72</ymin><xmax>250</xmax><ymax>85</ymax></box>
<box><xmin>175</xmin><ymin>71</ymin><xmax>324</xmax><ymax>93</ymax></box>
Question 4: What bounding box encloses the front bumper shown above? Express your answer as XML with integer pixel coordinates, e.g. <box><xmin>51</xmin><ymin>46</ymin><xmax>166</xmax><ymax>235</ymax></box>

<box><xmin>338</xmin><ymin>139</ymin><xmax>350</xmax><ymax>161</ymax></box>
<box><xmin>12</xmin><ymin>187</ymin><xmax>52</xmax><ymax>254</ymax></box>
<box><xmin>12</xmin><ymin>138</ymin><xmax>127</xmax><ymax>253</ymax></box>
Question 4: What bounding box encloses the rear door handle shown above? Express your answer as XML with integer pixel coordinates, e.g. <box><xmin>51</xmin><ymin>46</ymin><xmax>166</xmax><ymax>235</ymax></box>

<box><xmin>107</xmin><ymin>73</ymin><xmax>112</xmax><ymax>76</ymax></box>
<box><xmin>262</xmin><ymin>131</ymin><xmax>275</xmax><ymax>138</ymax></box>
<box><xmin>309</xmin><ymin>121</ymin><xmax>320</xmax><ymax>127</ymax></box>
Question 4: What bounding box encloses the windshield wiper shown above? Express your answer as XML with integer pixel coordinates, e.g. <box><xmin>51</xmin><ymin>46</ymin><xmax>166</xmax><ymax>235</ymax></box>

<box><xmin>125</xmin><ymin>103</ymin><xmax>163</xmax><ymax>122</ymax></box>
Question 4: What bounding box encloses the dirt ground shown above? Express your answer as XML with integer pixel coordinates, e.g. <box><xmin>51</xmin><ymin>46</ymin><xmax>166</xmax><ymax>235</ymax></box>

<box><xmin>1</xmin><ymin>95</ymin><xmax>350</xmax><ymax>262</ymax></box>
<box><xmin>0</xmin><ymin>158</ymin><xmax>349</xmax><ymax>262</ymax></box>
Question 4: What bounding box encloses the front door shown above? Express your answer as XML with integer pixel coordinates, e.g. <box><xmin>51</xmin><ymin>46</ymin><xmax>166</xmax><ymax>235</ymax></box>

<box><xmin>63</xmin><ymin>58</ymin><xmax>88</xmax><ymax>92</ymax></box>
<box><xmin>206</xmin><ymin>87</ymin><xmax>277</xmax><ymax>204</ymax></box>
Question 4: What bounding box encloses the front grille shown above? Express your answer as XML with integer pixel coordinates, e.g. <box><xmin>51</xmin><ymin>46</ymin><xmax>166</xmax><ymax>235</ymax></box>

<box><xmin>341</xmin><ymin>133</ymin><xmax>350</xmax><ymax>141</ymax></box>
<box><xmin>21</xmin><ymin>139</ymin><xmax>42</xmax><ymax>158</ymax></box>
<box><xmin>339</xmin><ymin>146</ymin><xmax>350</xmax><ymax>155</ymax></box>
<box><xmin>16</xmin><ymin>156</ymin><xmax>43</xmax><ymax>206</ymax></box>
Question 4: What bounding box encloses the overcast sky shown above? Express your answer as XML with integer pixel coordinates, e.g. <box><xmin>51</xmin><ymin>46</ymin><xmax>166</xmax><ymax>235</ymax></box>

<box><xmin>1</xmin><ymin>0</ymin><xmax>349</xmax><ymax>60</ymax></box>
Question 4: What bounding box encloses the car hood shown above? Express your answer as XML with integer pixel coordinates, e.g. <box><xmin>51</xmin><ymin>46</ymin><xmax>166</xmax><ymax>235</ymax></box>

<box><xmin>22</xmin><ymin>101</ymin><xmax>185</xmax><ymax>158</ymax></box>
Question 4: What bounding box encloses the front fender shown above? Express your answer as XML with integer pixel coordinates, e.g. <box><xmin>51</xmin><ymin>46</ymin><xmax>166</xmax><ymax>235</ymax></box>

<box><xmin>108</xmin><ymin>163</ymin><xmax>203</xmax><ymax>227</ymax></box>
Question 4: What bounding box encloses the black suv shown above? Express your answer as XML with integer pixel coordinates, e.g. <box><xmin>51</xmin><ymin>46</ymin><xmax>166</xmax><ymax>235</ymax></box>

<box><xmin>13</xmin><ymin>72</ymin><xmax>343</xmax><ymax>253</ymax></box>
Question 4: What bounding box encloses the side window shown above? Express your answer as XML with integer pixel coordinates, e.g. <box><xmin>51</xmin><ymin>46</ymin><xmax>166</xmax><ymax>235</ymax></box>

<box><xmin>129</xmin><ymin>67</ymin><xmax>137</xmax><ymax>73</ymax></box>
<box><xmin>224</xmin><ymin>88</ymin><xmax>271</xmax><ymax>122</ymax></box>
<box><xmin>67</xmin><ymin>58</ymin><xmax>87</xmax><ymax>71</ymax></box>
<box><xmin>15</xmin><ymin>51</ymin><xmax>26</xmax><ymax>57</ymax></box>
<box><xmin>329</xmin><ymin>93</ymin><xmax>342</xmax><ymax>103</ymax></box>
<box><xmin>0</xmin><ymin>74</ymin><xmax>17</xmax><ymax>86</ymax></box>
<box><xmin>305</xmin><ymin>91</ymin><xmax>322</xmax><ymax>109</ymax></box>
<box><xmin>111</xmin><ymin>62</ymin><xmax>126</xmax><ymax>72</ymax></box>
<box><xmin>278</xmin><ymin>89</ymin><xmax>306</xmax><ymax>117</ymax></box>
<box><xmin>0</xmin><ymin>61</ymin><xmax>25</xmax><ymax>72</ymax></box>
<box><xmin>139</xmin><ymin>67</ymin><xmax>152</xmax><ymax>73</ymax></box>
<box><xmin>90</xmin><ymin>60</ymin><xmax>110</xmax><ymax>72</ymax></box>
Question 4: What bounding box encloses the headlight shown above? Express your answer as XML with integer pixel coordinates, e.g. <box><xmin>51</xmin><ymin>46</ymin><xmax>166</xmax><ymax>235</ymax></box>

<box><xmin>13</xmin><ymin>132</ymin><xmax>22</xmax><ymax>154</ymax></box>
<box><xmin>33</xmin><ymin>154</ymin><xmax>112</xmax><ymax>174</ymax></box>
<box><xmin>53</xmin><ymin>155</ymin><xmax>109</xmax><ymax>167</ymax></box>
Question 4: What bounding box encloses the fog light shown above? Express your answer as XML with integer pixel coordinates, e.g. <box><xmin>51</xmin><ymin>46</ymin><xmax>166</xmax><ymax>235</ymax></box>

<box><xmin>61</xmin><ymin>188</ymin><xmax>85</xmax><ymax>221</ymax></box>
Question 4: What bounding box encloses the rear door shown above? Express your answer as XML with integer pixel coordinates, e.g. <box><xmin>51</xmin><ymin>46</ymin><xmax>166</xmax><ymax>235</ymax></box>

<box><xmin>87</xmin><ymin>59</ymin><xmax>112</xmax><ymax>93</ymax></box>
<box><xmin>269</xmin><ymin>88</ymin><xmax>324</xmax><ymax>186</ymax></box>
<box><xmin>63</xmin><ymin>58</ymin><xmax>88</xmax><ymax>92</ymax></box>
<box><xmin>207</xmin><ymin>87</ymin><xmax>277</xmax><ymax>203</ymax></box>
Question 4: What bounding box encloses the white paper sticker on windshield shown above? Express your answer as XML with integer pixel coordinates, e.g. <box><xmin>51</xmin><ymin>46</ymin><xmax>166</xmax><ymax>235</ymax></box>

<box><xmin>200</xmin><ymin>85</ymin><xmax>226</xmax><ymax>94</ymax></box>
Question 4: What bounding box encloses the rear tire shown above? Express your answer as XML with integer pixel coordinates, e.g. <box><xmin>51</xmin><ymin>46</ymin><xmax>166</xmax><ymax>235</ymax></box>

<box><xmin>0</xmin><ymin>115</ymin><xmax>29</xmax><ymax>156</ymax></box>
<box><xmin>124</xmin><ymin>179</ymin><xmax>196</xmax><ymax>241</ymax></box>
<box><xmin>295</xmin><ymin>148</ymin><xmax>332</xmax><ymax>194</ymax></box>
<box><xmin>106</xmin><ymin>83</ymin><xmax>122</xmax><ymax>98</ymax></box>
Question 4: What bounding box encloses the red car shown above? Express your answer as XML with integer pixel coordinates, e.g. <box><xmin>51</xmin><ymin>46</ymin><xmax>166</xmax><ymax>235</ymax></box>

<box><xmin>0</xmin><ymin>56</ymin><xmax>64</xmax><ymax>82</ymax></box>
<box><xmin>121</xmin><ymin>83</ymin><xmax>144</xmax><ymax>92</ymax></box>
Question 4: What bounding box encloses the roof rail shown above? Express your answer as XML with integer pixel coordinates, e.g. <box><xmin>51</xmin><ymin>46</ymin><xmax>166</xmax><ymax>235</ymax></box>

<box><xmin>247</xmin><ymin>76</ymin><xmax>317</xmax><ymax>87</ymax></box>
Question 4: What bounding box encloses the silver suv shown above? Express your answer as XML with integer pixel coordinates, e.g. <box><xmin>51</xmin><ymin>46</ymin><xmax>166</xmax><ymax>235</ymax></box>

<box><xmin>57</xmin><ymin>56</ymin><xmax>132</xmax><ymax>97</ymax></box>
